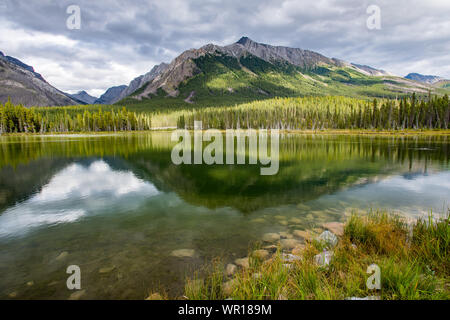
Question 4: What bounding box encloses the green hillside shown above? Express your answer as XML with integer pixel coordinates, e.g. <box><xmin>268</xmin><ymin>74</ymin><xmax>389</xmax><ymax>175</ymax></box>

<box><xmin>118</xmin><ymin>52</ymin><xmax>446</xmax><ymax>113</ymax></box>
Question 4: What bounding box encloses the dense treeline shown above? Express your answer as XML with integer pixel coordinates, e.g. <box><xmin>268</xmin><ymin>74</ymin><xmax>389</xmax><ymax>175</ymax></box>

<box><xmin>179</xmin><ymin>94</ymin><xmax>450</xmax><ymax>130</ymax></box>
<box><xmin>0</xmin><ymin>100</ymin><xmax>151</xmax><ymax>133</ymax></box>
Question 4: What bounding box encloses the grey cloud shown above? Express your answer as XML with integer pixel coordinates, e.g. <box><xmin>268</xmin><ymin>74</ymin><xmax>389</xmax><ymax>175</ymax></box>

<box><xmin>1</xmin><ymin>0</ymin><xmax>449</xmax><ymax>94</ymax></box>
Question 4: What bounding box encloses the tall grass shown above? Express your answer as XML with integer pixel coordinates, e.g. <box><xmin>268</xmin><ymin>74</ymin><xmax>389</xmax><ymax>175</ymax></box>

<box><xmin>183</xmin><ymin>211</ymin><xmax>449</xmax><ymax>300</ymax></box>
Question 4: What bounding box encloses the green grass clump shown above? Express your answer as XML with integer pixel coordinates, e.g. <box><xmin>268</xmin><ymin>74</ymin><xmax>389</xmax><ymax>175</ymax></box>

<box><xmin>182</xmin><ymin>211</ymin><xmax>449</xmax><ymax>300</ymax></box>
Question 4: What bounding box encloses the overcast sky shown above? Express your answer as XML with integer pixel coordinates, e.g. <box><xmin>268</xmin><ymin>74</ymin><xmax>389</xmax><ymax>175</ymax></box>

<box><xmin>1</xmin><ymin>0</ymin><xmax>449</xmax><ymax>97</ymax></box>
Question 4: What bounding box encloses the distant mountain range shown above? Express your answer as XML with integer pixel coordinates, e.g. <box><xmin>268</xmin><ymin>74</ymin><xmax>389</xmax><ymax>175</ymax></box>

<box><xmin>67</xmin><ymin>90</ymin><xmax>98</xmax><ymax>104</ymax></box>
<box><xmin>404</xmin><ymin>73</ymin><xmax>444</xmax><ymax>84</ymax></box>
<box><xmin>1</xmin><ymin>38</ymin><xmax>449</xmax><ymax>108</ymax></box>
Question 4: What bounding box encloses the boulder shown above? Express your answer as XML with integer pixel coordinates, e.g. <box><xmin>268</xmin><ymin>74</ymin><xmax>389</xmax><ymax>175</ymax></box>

<box><xmin>317</xmin><ymin>231</ymin><xmax>338</xmax><ymax>248</ymax></box>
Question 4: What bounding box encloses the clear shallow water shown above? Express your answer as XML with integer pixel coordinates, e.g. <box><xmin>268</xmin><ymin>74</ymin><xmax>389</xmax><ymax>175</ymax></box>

<box><xmin>0</xmin><ymin>133</ymin><xmax>449</xmax><ymax>299</ymax></box>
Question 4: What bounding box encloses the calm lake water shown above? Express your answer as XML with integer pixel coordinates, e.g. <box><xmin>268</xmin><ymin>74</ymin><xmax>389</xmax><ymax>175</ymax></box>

<box><xmin>0</xmin><ymin>132</ymin><xmax>449</xmax><ymax>299</ymax></box>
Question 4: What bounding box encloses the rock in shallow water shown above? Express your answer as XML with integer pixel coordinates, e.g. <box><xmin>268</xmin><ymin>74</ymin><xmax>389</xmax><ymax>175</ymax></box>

<box><xmin>262</xmin><ymin>233</ymin><xmax>280</xmax><ymax>242</ymax></box>
<box><xmin>99</xmin><ymin>266</ymin><xmax>116</xmax><ymax>274</ymax></box>
<box><xmin>252</xmin><ymin>249</ymin><xmax>270</xmax><ymax>260</ymax></box>
<box><xmin>322</xmin><ymin>222</ymin><xmax>344</xmax><ymax>236</ymax></box>
<box><xmin>171</xmin><ymin>249</ymin><xmax>195</xmax><ymax>258</ymax></box>
<box><xmin>146</xmin><ymin>293</ymin><xmax>163</xmax><ymax>300</ymax></box>
<box><xmin>55</xmin><ymin>251</ymin><xmax>69</xmax><ymax>261</ymax></box>
<box><xmin>68</xmin><ymin>290</ymin><xmax>86</xmax><ymax>300</ymax></box>
<box><xmin>292</xmin><ymin>230</ymin><xmax>311</xmax><ymax>240</ymax></box>
<box><xmin>280</xmin><ymin>238</ymin><xmax>302</xmax><ymax>250</ymax></box>
<box><xmin>235</xmin><ymin>257</ymin><xmax>250</xmax><ymax>269</ymax></box>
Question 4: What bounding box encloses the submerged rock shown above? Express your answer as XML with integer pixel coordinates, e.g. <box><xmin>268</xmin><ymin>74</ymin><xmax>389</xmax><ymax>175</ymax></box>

<box><xmin>314</xmin><ymin>250</ymin><xmax>334</xmax><ymax>267</ymax></box>
<box><xmin>293</xmin><ymin>229</ymin><xmax>311</xmax><ymax>240</ymax></box>
<box><xmin>262</xmin><ymin>233</ymin><xmax>280</xmax><ymax>242</ymax></box>
<box><xmin>68</xmin><ymin>290</ymin><xmax>86</xmax><ymax>300</ymax></box>
<box><xmin>171</xmin><ymin>249</ymin><xmax>195</xmax><ymax>258</ymax></box>
<box><xmin>279</xmin><ymin>231</ymin><xmax>294</xmax><ymax>239</ymax></box>
<box><xmin>290</xmin><ymin>217</ymin><xmax>302</xmax><ymax>224</ymax></box>
<box><xmin>55</xmin><ymin>251</ymin><xmax>69</xmax><ymax>261</ymax></box>
<box><xmin>322</xmin><ymin>222</ymin><xmax>344</xmax><ymax>236</ymax></box>
<box><xmin>99</xmin><ymin>266</ymin><xmax>116</xmax><ymax>274</ymax></box>
<box><xmin>317</xmin><ymin>231</ymin><xmax>338</xmax><ymax>248</ymax></box>
<box><xmin>146</xmin><ymin>293</ymin><xmax>163</xmax><ymax>300</ymax></box>
<box><xmin>252</xmin><ymin>249</ymin><xmax>270</xmax><ymax>260</ymax></box>
<box><xmin>280</xmin><ymin>238</ymin><xmax>302</xmax><ymax>250</ymax></box>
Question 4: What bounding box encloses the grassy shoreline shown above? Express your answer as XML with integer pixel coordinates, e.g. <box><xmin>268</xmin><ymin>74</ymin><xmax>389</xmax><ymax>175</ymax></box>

<box><xmin>149</xmin><ymin>211</ymin><xmax>449</xmax><ymax>300</ymax></box>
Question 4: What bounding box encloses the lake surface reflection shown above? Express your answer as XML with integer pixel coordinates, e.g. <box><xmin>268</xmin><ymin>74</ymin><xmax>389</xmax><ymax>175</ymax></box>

<box><xmin>0</xmin><ymin>133</ymin><xmax>449</xmax><ymax>299</ymax></box>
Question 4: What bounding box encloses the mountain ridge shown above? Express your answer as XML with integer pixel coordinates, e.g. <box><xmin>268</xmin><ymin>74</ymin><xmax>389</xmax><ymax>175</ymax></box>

<box><xmin>114</xmin><ymin>37</ymin><xmax>448</xmax><ymax>109</ymax></box>
<box><xmin>0</xmin><ymin>51</ymin><xmax>78</xmax><ymax>107</ymax></box>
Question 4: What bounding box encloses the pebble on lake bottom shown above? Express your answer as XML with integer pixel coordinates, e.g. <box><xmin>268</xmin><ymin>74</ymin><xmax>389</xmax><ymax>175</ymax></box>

<box><xmin>170</xmin><ymin>249</ymin><xmax>196</xmax><ymax>258</ymax></box>
<box><xmin>68</xmin><ymin>290</ymin><xmax>86</xmax><ymax>300</ymax></box>
<box><xmin>99</xmin><ymin>266</ymin><xmax>116</xmax><ymax>274</ymax></box>
<box><xmin>146</xmin><ymin>293</ymin><xmax>163</xmax><ymax>300</ymax></box>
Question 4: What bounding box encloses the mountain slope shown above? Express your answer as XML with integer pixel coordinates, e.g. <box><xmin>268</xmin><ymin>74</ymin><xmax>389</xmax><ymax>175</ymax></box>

<box><xmin>117</xmin><ymin>37</ymin><xmax>446</xmax><ymax>111</ymax></box>
<box><xmin>0</xmin><ymin>51</ymin><xmax>78</xmax><ymax>107</ymax></box>
<box><xmin>94</xmin><ymin>85</ymin><xmax>127</xmax><ymax>104</ymax></box>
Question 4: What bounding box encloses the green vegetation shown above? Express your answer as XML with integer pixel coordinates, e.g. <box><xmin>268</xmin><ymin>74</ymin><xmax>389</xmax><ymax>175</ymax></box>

<box><xmin>0</xmin><ymin>100</ymin><xmax>151</xmax><ymax>133</ymax></box>
<box><xmin>182</xmin><ymin>211</ymin><xmax>449</xmax><ymax>300</ymax></box>
<box><xmin>180</xmin><ymin>93</ymin><xmax>450</xmax><ymax>130</ymax></box>
<box><xmin>118</xmin><ymin>53</ymin><xmax>449</xmax><ymax>112</ymax></box>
